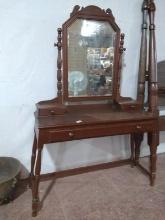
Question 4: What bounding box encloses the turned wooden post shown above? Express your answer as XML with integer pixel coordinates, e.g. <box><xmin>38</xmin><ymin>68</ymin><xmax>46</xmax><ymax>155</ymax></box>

<box><xmin>116</xmin><ymin>33</ymin><xmax>126</xmax><ymax>101</ymax></box>
<box><xmin>147</xmin><ymin>0</ymin><xmax>159</xmax><ymax>186</ymax></box>
<box><xmin>54</xmin><ymin>28</ymin><xmax>62</xmax><ymax>103</ymax></box>
<box><xmin>30</xmin><ymin>132</ymin><xmax>37</xmax><ymax>188</ymax></box>
<box><xmin>148</xmin><ymin>132</ymin><xmax>159</xmax><ymax>186</ymax></box>
<box><xmin>148</xmin><ymin>0</ymin><xmax>158</xmax><ymax>114</ymax></box>
<box><xmin>137</xmin><ymin>0</ymin><xmax>148</xmax><ymax>106</ymax></box>
<box><xmin>32</xmin><ymin>145</ymin><xmax>43</xmax><ymax>217</ymax></box>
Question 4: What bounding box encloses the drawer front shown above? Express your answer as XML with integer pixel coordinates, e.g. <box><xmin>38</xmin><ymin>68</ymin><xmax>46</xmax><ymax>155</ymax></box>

<box><xmin>42</xmin><ymin>120</ymin><xmax>157</xmax><ymax>143</ymax></box>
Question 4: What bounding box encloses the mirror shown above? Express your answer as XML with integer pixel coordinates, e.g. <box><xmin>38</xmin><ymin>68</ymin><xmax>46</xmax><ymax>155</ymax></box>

<box><xmin>67</xmin><ymin>19</ymin><xmax>116</xmax><ymax>97</ymax></box>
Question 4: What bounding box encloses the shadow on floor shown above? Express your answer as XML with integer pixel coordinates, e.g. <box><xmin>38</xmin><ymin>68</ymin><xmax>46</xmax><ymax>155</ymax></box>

<box><xmin>39</xmin><ymin>179</ymin><xmax>57</xmax><ymax>210</ymax></box>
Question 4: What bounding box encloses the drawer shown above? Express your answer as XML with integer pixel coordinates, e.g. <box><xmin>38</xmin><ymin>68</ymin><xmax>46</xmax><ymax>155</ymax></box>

<box><xmin>43</xmin><ymin>120</ymin><xmax>157</xmax><ymax>143</ymax></box>
<box><xmin>48</xmin><ymin>129</ymin><xmax>77</xmax><ymax>142</ymax></box>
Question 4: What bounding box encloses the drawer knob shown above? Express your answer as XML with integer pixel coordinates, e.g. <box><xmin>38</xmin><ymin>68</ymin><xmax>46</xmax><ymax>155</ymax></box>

<box><xmin>68</xmin><ymin>132</ymin><xmax>74</xmax><ymax>137</ymax></box>
<box><xmin>136</xmin><ymin>125</ymin><xmax>142</xmax><ymax>129</ymax></box>
<box><xmin>50</xmin><ymin>110</ymin><xmax>55</xmax><ymax>115</ymax></box>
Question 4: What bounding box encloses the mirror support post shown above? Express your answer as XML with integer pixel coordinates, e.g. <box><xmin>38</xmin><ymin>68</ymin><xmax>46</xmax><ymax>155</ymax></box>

<box><xmin>148</xmin><ymin>0</ymin><xmax>158</xmax><ymax>114</ymax></box>
<box><xmin>116</xmin><ymin>33</ymin><xmax>126</xmax><ymax>101</ymax></box>
<box><xmin>54</xmin><ymin>28</ymin><xmax>63</xmax><ymax>104</ymax></box>
<box><xmin>137</xmin><ymin>0</ymin><xmax>148</xmax><ymax>107</ymax></box>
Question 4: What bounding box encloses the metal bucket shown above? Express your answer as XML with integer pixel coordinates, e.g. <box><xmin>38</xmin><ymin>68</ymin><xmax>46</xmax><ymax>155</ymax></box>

<box><xmin>0</xmin><ymin>157</ymin><xmax>21</xmax><ymax>204</ymax></box>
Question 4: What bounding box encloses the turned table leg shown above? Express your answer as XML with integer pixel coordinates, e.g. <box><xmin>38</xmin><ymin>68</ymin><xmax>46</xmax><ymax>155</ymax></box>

<box><xmin>131</xmin><ymin>133</ymin><xmax>143</xmax><ymax>166</ymax></box>
<box><xmin>134</xmin><ymin>133</ymin><xmax>143</xmax><ymax>166</ymax></box>
<box><xmin>148</xmin><ymin>132</ymin><xmax>159</xmax><ymax>186</ymax></box>
<box><xmin>29</xmin><ymin>133</ymin><xmax>37</xmax><ymax>188</ymax></box>
<box><xmin>32</xmin><ymin>145</ymin><xmax>43</xmax><ymax>217</ymax></box>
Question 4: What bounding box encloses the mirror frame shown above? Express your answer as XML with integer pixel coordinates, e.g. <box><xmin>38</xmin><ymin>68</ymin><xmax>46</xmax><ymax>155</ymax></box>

<box><xmin>62</xmin><ymin>5</ymin><xmax>121</xmax><ymax>102</ymax></box>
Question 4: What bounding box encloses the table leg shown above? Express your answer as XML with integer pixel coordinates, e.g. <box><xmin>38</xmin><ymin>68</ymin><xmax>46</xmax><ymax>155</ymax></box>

<box><xmin>29</xmin><ymin>133</ymin><xmax>37</xmax><ymax>188</ymax></box>
<box><xmin>148</xmin><ymin>132</ymin><xmax>159</xmax><ymax>186</ymax></box>
<box><xmin>32</xmin><ymin>145</ymin><xmax>43</xmax><ymax>217</ymax></box>
<box><xmin>134</xmin><ymin>133</ymin><xmax>143</xmax><ymax>165</ymax></box>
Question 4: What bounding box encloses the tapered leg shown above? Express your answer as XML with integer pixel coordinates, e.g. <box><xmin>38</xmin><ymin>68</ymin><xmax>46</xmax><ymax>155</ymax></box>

<box><xmin>32</xmin><ymin>145</ymin><xmax>43</xmax><ymax>217</ymax></box>
<box><xmin>134</xmin><ymin>133</ymin><xmax>143</xmax><ymax>166</ymax></box>
<box><xmin>29</xmin><ymin>133</ymin><xmax>37</xmax><ymax>188</ymax></box>
<box><xmin>130</xmin><ymin>133</ymin><xmax>135</xmax><ymax>167</ymax></box>
<box><xmin>148</xmin><ymin>132</ymin><xmax>159</xmax><ymax>186</ymax></box>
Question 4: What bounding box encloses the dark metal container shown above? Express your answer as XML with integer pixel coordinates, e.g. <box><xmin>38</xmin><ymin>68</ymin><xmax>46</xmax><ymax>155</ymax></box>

<box><xmin>0</xmin><ymin>157</ymin><xmax>21</xmax><ymax>204</ymax></box>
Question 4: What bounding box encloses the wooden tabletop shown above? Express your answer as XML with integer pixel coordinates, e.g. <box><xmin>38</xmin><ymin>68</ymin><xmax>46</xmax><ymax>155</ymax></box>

<box><xmin>36</xmin><ymin>109</ymin><xmax>156</xmax><ymax>129</ymax></box>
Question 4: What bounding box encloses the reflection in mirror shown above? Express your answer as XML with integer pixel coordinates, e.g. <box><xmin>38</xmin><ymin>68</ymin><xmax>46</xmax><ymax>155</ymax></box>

<box><xmin>68</xmin><ymin>19</ymin><xmax>116</xmax><ymax>97</ymax></box>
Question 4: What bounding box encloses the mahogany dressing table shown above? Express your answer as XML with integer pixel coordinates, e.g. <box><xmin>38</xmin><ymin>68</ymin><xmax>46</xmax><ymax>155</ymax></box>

<box><xmin>30</xmin><ymin>1</ymin><xmax>159</xmax><ymax>216</ymax></box>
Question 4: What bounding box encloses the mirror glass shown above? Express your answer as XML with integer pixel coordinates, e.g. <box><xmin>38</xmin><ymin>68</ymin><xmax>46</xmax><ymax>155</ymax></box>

<box><xmin>67</xmin><ymin>19</ymin><xmax>116</xmax><ymax>97</ymax></box>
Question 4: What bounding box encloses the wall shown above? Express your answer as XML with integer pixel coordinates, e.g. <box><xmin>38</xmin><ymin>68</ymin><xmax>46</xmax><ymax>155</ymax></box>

<box><xmin>0</xmin><ymin>0</ymin><xmax>165</xmax><ymax>177</ymax></box>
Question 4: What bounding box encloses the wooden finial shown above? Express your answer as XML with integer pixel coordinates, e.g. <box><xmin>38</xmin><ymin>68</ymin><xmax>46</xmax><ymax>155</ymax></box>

<box><xmin>70</xmin><ymin>5</ymin><xmax>80</xmax><ymax>17</ymax></box>
<box><xmin>54</xmin><ymin>28</ymin><xmax>62</xmax><ymax>48</ymax></box>
<box><xmin>119</xmin><ymin>33</ymin><xmax>126</xmax><ymax>54</ymax></box>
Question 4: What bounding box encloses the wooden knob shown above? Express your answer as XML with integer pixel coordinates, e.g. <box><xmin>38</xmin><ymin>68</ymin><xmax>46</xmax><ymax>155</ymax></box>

<box><xmin>50</xmin><ymin>110</ymin><xmax>55</xmax><ymax>115</ymax></box>
<box><xmin>68</xmin><ymin>132</ymin><xmax>74</xmax><ymax>137</ymax></box>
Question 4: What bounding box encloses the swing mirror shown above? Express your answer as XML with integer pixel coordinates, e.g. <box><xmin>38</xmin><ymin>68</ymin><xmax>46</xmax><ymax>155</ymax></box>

<box><xmin>62</xmin><ymin>6</ymin><xmax>121</xmax><ymax>101</ymax></box>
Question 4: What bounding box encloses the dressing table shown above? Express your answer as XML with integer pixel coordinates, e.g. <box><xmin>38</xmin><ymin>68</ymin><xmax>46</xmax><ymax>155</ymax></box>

<box><xmin>30</xmin><ymin>1</ymin><xmax>159</xmax><ymax>216</ymax></box>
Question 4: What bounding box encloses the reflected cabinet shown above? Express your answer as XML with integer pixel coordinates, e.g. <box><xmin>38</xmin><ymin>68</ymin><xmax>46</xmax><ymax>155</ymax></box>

<box><xmin>67</xmin><ymin>19</ymin><xmax>116</xmax><ymax>97</ymax></box>
<box><xmin>31</xmin><ymin>1</ymin><xmax>159</xmax><ymax>217</ymax></box>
